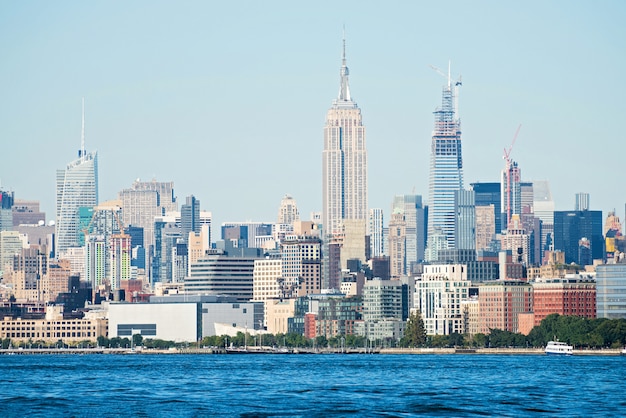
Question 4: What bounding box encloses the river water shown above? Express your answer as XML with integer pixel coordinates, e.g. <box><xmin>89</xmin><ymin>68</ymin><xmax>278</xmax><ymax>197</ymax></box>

<box><xmin>1</xmin><ymin>353</ymin><xmax>624</xmax><ymax>416</ymax></box>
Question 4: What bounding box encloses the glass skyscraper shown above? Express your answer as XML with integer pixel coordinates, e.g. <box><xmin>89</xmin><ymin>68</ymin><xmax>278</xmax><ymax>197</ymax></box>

<box><xmin>56</xmin><ymin>101</ymin><xmax>98</xmax><ymax>255</ymax></box>
<box><xmin>426</xmin><ymin>74</ymin><xmax>463</xmax><ymax>250</ymax></box>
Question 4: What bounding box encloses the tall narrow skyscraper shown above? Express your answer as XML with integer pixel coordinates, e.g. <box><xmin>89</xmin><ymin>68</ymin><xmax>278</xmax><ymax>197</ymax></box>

<box><xmin>426</xmin><ymin>68</ymin><xmax>463</xmax><ymax>250</ymax></box>
<box><xmin>56</xmin><ymin>99</ymin><xmax>98</xmax><ymax>256</ymax></box>
<box><xmin>322</xmin><ymin>36</ymin><xmax>367</xmax><ymax>287</ymax></box>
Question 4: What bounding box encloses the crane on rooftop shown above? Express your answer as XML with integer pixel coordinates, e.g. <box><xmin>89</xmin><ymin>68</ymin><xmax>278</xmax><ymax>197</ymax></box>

<box><xmin>503</xmin><ymin>124</ymin><xmax>522</xmax><ymax>230</ymax></box>
<box><xmin>429</xmin><ymin>62</ymin><xmax>462</xmax><ymax>115</ymax></box>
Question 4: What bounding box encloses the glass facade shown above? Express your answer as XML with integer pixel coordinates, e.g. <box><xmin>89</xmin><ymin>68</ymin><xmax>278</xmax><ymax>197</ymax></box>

<box><xmin>596</xmin><ymin>264</ymin><xmax>626</xmax><ymax>319</ymax></box>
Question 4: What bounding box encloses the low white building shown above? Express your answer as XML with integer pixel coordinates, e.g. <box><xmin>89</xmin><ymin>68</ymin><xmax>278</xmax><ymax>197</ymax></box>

<box><xmin>107</xmin><ymin>295</ymin><xmax>263</xmax><ymax>342</ymax></box>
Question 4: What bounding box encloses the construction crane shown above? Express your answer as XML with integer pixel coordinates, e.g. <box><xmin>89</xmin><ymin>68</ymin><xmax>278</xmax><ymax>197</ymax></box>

<box><xmin>429</xmin><ymin>62</ymin><xmax>462</xmax><ymax>115</ymax></box>
<box><xmin>503</xmin><ymin>124</ymin><xmax>522</xmax><ymax>229</ymax></box>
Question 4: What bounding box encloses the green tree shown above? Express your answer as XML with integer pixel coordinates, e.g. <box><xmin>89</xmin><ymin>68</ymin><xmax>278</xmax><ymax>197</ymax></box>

<box><xmin>400</xmin><ymin>310</ymin><xmax>427</xmax><ymax>347</ymax></box>
<box><xmin>315</xmin><ymin>335</ymin><xmax>328</xmax><ymax>348</ymax></box>
<box><xmin>132</xmin><ymin>333</ymin><xmax>143</xmax><ymax>347</ymax></box>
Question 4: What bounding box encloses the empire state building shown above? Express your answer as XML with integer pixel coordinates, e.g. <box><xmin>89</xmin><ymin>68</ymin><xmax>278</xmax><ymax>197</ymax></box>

<box><xmin>322</xmin><ymin>39</ymin><xmax>368</xmax><ymax>241</ymax></box>
<box><xmin>322</xmin><ymin>38</ymin><xmax>367</xmax><ymax>289</ymax></box>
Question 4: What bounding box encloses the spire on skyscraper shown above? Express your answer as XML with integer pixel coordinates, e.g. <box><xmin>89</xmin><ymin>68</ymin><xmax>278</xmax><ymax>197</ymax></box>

<box><xmin>80</xmin><ymin>97</ymin><xmax>86</xmax><ymax>158</ymax></box>
<box><xmin>337</xmin><ymin>29</ymin><xmax>351</xmax><ymax>103</ymax></box>
<box><xmin>426</xmin><ymin>62</ymin><xmax>464</xmax><ymax>251</ymax></box>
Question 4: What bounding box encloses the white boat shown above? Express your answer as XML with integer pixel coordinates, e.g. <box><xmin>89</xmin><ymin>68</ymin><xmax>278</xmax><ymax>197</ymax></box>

<box><xmin>621</xmin><ymin>347</ymin><xmax>626</xmax><ymax>356</ymax></box>
<box><xmin>545</xmin><ymin>341</ymin><xmax>573</xmax><ymax>356</ymax></box>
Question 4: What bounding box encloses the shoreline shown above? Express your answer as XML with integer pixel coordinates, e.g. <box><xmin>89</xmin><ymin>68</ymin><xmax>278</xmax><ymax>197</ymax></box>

<box><xmin>1</xmin><ymin>347</ymin><xmax>623</xmax><ymax>356</ymax></box>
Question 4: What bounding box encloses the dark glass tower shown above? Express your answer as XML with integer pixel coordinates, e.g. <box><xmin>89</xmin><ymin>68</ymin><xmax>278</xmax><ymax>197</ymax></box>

<box><xmin>553</xmin><ymin>210</ymin><xmax>603</xmax><ymax>264</ymax></box>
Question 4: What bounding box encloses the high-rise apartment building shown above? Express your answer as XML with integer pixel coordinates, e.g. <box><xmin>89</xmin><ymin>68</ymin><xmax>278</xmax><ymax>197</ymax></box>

<box><xmin>280</xmin><ymin>235</ymin><xmax>322</xmax><ymax>296</ymax></box>
<box><xmin>119</xmin><ymin>179</ymin><xmax>177</xmax><ymax>254</ymax></box>
<box><xmin>501</xmin><ymin>160</ymin><xmax>522</xmax><ymax>230</ymax></box>
<box><xmin>454</xmin><ymin>189</ymin><xmax>475</xmax><ymax>250</ymax></box>
<box><xmin>388</xmin><ymin>211</ymin><xmax>406</xmax><ymax>279</ymax></box>
<box><xmin>56</xmin><ymin>100</ymin><xmax>98</xmax><ymax>255</ymax></box>
<box><xmin>322</xmin><ymin>38</ymin><xmax>368</xmax><ymax>286</ymax></box>
<box><xmin>426</xmin><ymin>70</ymin><xmax>463</xmax><ymax>251</ymax></box>
<box><xmin>416</xmin><ymin>264</ymin><xmax>470</xmax><ymax>335</ymax></box>
<box><xmin>392</xmin><ymin>195</ymin><xmax>426</xmax><ymax>267</ymax></box>
<box><xmin>367</xmin><ymin>208</ymin><xmax>384</xmax><ymax>258</ymax></box>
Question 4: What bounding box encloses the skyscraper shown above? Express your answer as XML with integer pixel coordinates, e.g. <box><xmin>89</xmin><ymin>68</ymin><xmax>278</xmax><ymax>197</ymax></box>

<box><xmin>454</xmin><ymin>189</ymin><xmax>475</xmax><ymax>250</ymax></box>
<box><xmin>56</xmin><ymin>99</ymin><xmax>98</xmax><ymax>255</ymax></box>
<box><xmin>277</xmin><ymin>194</ymin><xmax>300</xmax><ymax>225</ymax></box>
<box><xmin>181</xmin><ymin>195</ymin><xmax>200</xmax><ymax>243</ymax></box>
<box><xmin>367</xmin><ymin>208</ymin><xmax>384</xmax><ymax>258</ymax></box>
<box><xmin>501</xmin><ymin>160</ymin><xmax>522</xmax><ymax>230</ymax></box>
<box><xmin>533</xmin><ymin>180</ymin><xmax>554</xmax><ymax>255</ymax></box>
<box><xmin>553</xmin><ymin>209</ymin><xmax>603</xmax><ymax>265</ymax></box>
<box><xmin>426</xmin><ymin>68</ymin><xmax>463</xmax><ymax>250</ymax></box>
<box><xmin>119</xmin><ymin>179</ymin><xmax>177</xmax><ymax>252</ymax></box>
<box><xmin>0</xmin><ymin>189</ymin><xmax>14</xmax><ymax>232</ymax></box>
<box><xmin>322</xmin><ymin>37</ymin><xmax>368</xmax><ymax>250</ymax></box>
<box><xmin>470</xmin><ymin>182</ymin><xmax>502</xmax><ymax>234</ymax></box>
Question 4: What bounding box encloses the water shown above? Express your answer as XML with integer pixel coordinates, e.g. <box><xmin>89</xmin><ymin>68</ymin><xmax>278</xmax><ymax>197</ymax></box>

<box><xmin>1</xmin><ymin>353</ymin><xmax>624</xmax><ymax>417</ymax></box>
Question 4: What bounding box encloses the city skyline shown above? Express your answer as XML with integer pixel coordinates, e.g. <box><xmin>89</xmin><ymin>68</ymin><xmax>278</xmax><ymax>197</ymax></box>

<box><xmin>1</xmin><ymin>2</ymin><xmax>625</xmax><ymax>230</ymax></box>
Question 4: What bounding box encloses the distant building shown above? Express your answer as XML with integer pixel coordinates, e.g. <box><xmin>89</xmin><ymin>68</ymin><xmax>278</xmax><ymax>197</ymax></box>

<box><xmin>461</xmin><ymin>296</ymin><xmax>480</xmax><ymax>336</ymax></box>
<box><xmin>532</xmin><ymin>180</ymin><xmax>555</xmax><ymax>256</ymax></box>
<box><xmin>119</xmin><ymin>179</ymin><xmax>177</xmax><ymax>259</ymax></box>
<box><xmin>470</xmin><ymin>182</ymin><xmax>502</xmax><ymax>234</ymax></box>
<box><xmin>596</xmin><ymin>264</ymin><xmax>626</xmax><ymax>318</ymax></box>
<box><xmin>12</xmin><ymin>199</ymin><xmax>45</xmax><ymax>227</ymax></box>
<box><xmin>475</xmin><ymin>204</ymin><xmax>496</xmax><ymax>251</ymax></box>
<box><xmin>185</xmin><ymin>252</ymin><xmax>260</xmax><ymax>302</ymax></box>
<box><xmin>416</xmin><ymin>264</ymin><xmax>470</xmax><ymax>335</ymax></box>
<box><xmin>392</xmin><ymin>195</ymin><xmax>426</xmax><ymax>267</ymax></box>
<box><xmin>107</xmin><ymin>294</ymin><xmax>263</xmax><ymax>341</ymax></box>
<box><xmin>478</xmin><ymin>280</ymin><xmax>533</xmax><ymax>334</ymax></box>
<box><xmin>322</xmin><ymin>39</ymin><xmax>368</xmax><ymax>290</ymax></box>
<box><xmin>356</xmin><ymin>278</ymin><xmax>412</xmax><ymax>341</ymax></box>
<box><xmin>0</xmin><ymin>305</ymin><xmax>106</xmax><ymax>344</ymax></box>
<box><xmin>315</xmin><ymin>296</ymin><xmax>362</xmax><ymax>339</ymax></box>
<box><xmin>454</xmin><ymin>189</ymin><xmax>475</xmax><ymax>250</ymax></box>
<box><xmin>388</xmin><ymin>211</ymin><xmax>406</xmax><ymax>278</ymax></box>
<box><xmin>280</xmin><ymin>235</ymin><xmax>322</xmax><ymax>296</ymax></box>
<box><xmin>531</xmin><ymin>276</ymin><xmax>596</xmax><ymax>326</ymax></box>
<box><xmin>553</xmin><ymin>210</ymin><xmax>603</xmax><ymax>265</ymax></box>
<box><xmin>0</xmin><ymin>190</ymin><xmax>14</xmax><ymax>232</ymax></box>
<box><xmin>368</xmin><ymin>208</ymin><xmax>384</xmax><ymax>258</ymax></box>
<box><xmin>277</xmin><ymin>194</ymin><xmax>300</xmax><ymax>226</ymax></box>
<box><xmin>55</xmin><ymin>108</ymin><xmax>98</xmax><ymax>255</ymax></box>
<box><xmin>426</xmin><ymin>69</ymin><xmax>463</xmax><ymax>251</ymax></box>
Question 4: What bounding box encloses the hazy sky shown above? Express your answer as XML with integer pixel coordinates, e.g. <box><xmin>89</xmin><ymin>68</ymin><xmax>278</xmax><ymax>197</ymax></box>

<box><xmin>1</xmin><ymin>1</ymin><xmax>625</xmax><ymax>232</ymax></box>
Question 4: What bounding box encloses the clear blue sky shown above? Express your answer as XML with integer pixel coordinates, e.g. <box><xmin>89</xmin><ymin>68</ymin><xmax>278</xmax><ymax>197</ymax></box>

<box><xmin>1</xmin><ymin>1</ymin><xmax>625</xmax><ymax>231</ymax></box>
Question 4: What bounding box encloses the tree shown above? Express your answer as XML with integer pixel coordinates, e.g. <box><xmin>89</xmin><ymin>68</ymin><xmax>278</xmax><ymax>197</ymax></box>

<box><xmin>132</xmin><ymin>333</ymin><xmax>143</xmax><ymax>347</ymax></box>
<box><xmin>400</xmin><ymin>310</ymin><xmax>427</xmax><ymax>347</ymax></box>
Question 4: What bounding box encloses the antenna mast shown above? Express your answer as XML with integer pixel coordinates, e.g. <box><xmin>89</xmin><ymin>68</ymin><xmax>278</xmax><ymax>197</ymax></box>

<box><xmin>80</xmin><ymin>97</ymin><xmax>85</xmax><ymax>158</ymax></box>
